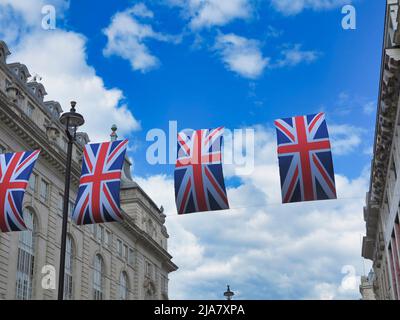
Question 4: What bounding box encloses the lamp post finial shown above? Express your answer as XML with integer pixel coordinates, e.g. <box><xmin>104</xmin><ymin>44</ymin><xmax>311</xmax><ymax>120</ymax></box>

<box><xmin>70</xmin><ymin>101</ymin><xmax>77</xmax><ymax>112</ymax></box>
<box><xmin>111</xmin><ymin>124</ymin><xmax>118</xmax><ymax>141</ymax></box>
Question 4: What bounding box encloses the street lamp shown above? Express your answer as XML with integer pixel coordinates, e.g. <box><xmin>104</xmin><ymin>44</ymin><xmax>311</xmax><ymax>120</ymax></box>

<box><xmin>58</xmin><ymin>101</ymin><xmax>85</xmax><ymax>300</ymax></box>
<box><xmin>224</xmin><ymin>285</ymin><xmax>234</xmax><ymax>301</ymax></box>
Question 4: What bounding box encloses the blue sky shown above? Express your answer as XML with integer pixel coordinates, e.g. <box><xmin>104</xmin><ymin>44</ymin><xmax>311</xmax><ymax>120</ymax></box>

<box><xmin>0</xmin><ymin>0</ymin><xmax>385</xmax><ymax>299</ymax></box>
<box><xmin>63</xmin><ymin>0</ymin><xmax>383</xmax><ymax>179</ymax></box>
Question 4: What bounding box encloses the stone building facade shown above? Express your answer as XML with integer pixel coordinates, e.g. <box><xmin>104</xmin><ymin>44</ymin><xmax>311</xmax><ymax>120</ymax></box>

<box><xmin>0</xmin><ymin>39</ymin><xmax>177</xmax><ymax>300</ymax></box>
<box><xmin>359</xmin><ymin>271</ymin><xmax>376</xmax><ymax>300</ymax></box>
<box><xmin>361</xmin><ymin>0</ymin><xmax>400</xmax><ymax>300</ymax></box>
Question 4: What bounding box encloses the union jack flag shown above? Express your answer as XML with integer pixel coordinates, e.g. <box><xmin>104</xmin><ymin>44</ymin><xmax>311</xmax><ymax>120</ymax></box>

<box><xmin>274</xmin><ymin>113</ymin><xmax>337</xmax><ymax>203</ymax></box>
<box><xmin>174</xmin><ymin>127</ymin><xmax>229</xmax><ymax>215</ymax></box>
<box><xmin>71</xmin><ymin>140</ymin><xmax>128</xmax><ymax>225</ymax></box>
<box><xmin>0</xmin><ymin>150</ymin><xmax>40</xmax><ymax>232</ymax></box>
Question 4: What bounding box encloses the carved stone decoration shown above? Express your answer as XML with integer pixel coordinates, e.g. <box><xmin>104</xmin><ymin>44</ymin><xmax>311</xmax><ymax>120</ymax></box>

<box><xmin>0</xmin><ymin>40</ymin><xmax>11</xmax><ymax>63</ymax></box>
<box><xmin>45</xmin><ymin>124</ymin><xmax>60</xmax><ymax>143</ymax></box>
<box><xmin>75</xmin><ymin>132</ymin><xmax>90</xmax><ymax>147</ymax></box>
<box><xmin>143</xmin><ymin>278</ymin><xmax>156</xmax><ymax>300</ymax></box>
<box><xmin>161</xmin><ymin>225</ymin><xmax>169</xmax><ymax>238</ymax></box>
<box><xmin>5</xmin><ymin>84</ymin><xmax>18</xmax><ymax>103</ymax></box>
<box><xmin>159</xmin><ymin>206</ymin><xmax>166</xmax><ymax>224</ymax></box>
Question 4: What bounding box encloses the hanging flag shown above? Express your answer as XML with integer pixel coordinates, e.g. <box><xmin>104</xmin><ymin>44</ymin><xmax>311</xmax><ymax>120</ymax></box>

<box><xmin>174</xmin><ymin>127</ymin><xmax>229</xmax><ymax>215</ymax></box>
<box><xmin>274</xmin><ymin>112</ymin><xmax>337</xmax><ymax>203</ymax></box>
<box><xmin>0</xmin><ymin>150</ymin><xmax>40</xmax><ymax>232</ymax></box>
<box><xmin>72</xmin><ymin>139</ymin><xmax>128</xmax><ymax>225</ymax></box>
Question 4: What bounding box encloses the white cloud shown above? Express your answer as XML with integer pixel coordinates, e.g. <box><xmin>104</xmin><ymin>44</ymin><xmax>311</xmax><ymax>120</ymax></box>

<box><xmin>329</xmin><ymin>124</ymin><xmax>364</xmax><ymax>156</ymax></box>
<box><xmin>215</xmin><ymin>33</ymin><xmax>269</xmax><ymax>79</ymax></box>
<box><xmin>1</xmin><ymin>1</ymin><xmax>140</xmax><ymax>142</ymax></box>
<box><xmin>0</xmin><ymin>0</ymin><xmax>69</xmax><ymax>25</ymax></box>
<box><xmin>136</xmin><ymin>124</ymin><xmax>370</xmax><ymax>299</ymax></box>
<box><xmin>275</xmin><ymin>44</ymin><xmax>320</xmax><ymax>67</ymax></box>
<box><xmin>332</xmin><ymin>92</ymin><xmax>377</xmax><ymax>116</ymax></box>
<box><xmin>129</xmin><ymin>2</ymin><xmax>154</xmax><ymax>18</ymax></box>
<box><xmin>103</xmin><ymin>3</ymin><xmax>179</xmax><ymax>73</ymax></box>
<box><xmin>0</xmin><ymin>0</ymin><xmax>69</xmax><ymax>44</ymax></box>
<box><xmin>266</xmin><ymin>25</ymin><xmax>283</xmax><ymax>38</ymax></box>
<box><xmin>363</xmin><ymin>101</ymin><xmax>375</xmax><ymax>115</ymax></box>
<box><xmin>363</xmin><ymin>146</ymin><xmax>373</xmax><ymax>156</ymax></box>
<box><xmin>271</xmin><ymin>0</ymin><xmax>350</xmax><ymax>15</ymax></box>
<box><xmin>167</xmin><ymin>0</ymin><xmax>252</xmax><ymax>30</ymax></box>
<box><xmin>213</xmin><ymin>38</ymin><xmax>319</xmax><ymax>79</ymax></box>
<box><xmin>309</xmin><ymin>265</ymin><xmax>360</xmax><ymax>300</ymax></box>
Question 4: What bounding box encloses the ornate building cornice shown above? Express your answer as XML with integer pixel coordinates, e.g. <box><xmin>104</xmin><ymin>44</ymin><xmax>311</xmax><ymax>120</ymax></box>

<box><xmin>363</xmin><ymin>0</ymin><xmax>400</xmax><ymax>261</ymax></box>
<box><xmin>369</xmin><ymin>52</ymin><xmax>400</xmax><ymax>206</ymax></box>
<box><xmin>0</xmin><ymin>92</ymin><xmax>82</xmax><ymax>185</ymax></box>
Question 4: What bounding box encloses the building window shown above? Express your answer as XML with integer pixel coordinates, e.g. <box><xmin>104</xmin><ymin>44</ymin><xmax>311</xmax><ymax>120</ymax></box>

<box><xmin>40</xmin><ymin>179</ymin><xmax>49</xmax><ymax>202</ymax></box>
<box><xmin>28</xmin><ymin>173</ymin><xmax>36</xmax><ymax>191</ymax></box>
<box><xmin>161</xmin><ymin>275</ymin><xmax>168</xmax><ymax>294</ymax></box>
<box><xmin>25</xmin><ymin>103</ymin><xmax>34</xmax><ymax>118</ymax></box>
<box><xmin>147</xmin><ymin>219</ymin><xmax>154</xmax><ymax>237</ymax></box>
<box><xmin>58</xmin><ymin>194</ymin><xmax>64</xmax><ymax>212</ymax></box>
<box><xmin>69</xmin><ymin>200</ymin><xmax>74</xmax><ymax>218</ymax></box>
<box><xmin>117</xmin><ymin>239</ymin><xmax>123</xmax><ymax>258</ymax></box>
<box><xmin>93</xmin><ymin>254</ymin><xmax>104</xmax><ymax>300</ymax></box>
<box><xmin>16</xmin><ymin>209</ymin><xmax>36</xmax><ymax>300</ymax></box>
<box><xmin>123</xmin><ymin>244</ymin><xmax>128</xmax><ymax>260</ymax></box>
<box><xmin>105</xmin><ymin>230</ymin><xmax>111</xmax><ymax>247</ymax></box>
<box><xmin>96</xmin><ymin>225</ymin><xmax>103</xmax><ymax>242</ymax></box>
<box><xmin>118</xmin><ymin>272</ymin><xmax>129</xmax><ymax>300</ymax></box>
<box><xmin>388</xmin><ymin>242</ymin><xmax>399</xmax><ymax>300</ymax></box>
<box><xmin>391</xmin><ymin>221</ymin><xmax>400</xmax><ymax>299</ymax></box>
<box><xmin>64</xmin><ymin>234</ymin><xmax>74</xmax><ymax>300</ymax></box>
<box><xmin>62</xmin><ymin>138</ymin><xmax>68</xmax><ymax>152</ymax></box>
<box><xmin>128</xmin><ymin>248</ymin><xmax>135</xmax><ymax>265</ymax></box>
<box><xmin>145</xmin><ymin>261</ymin><xmax>153</xmax><ymax>279</ymax></box>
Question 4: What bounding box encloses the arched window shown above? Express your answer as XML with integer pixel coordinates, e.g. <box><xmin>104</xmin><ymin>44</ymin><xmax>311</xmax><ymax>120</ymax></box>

<box><xmin>64</xmin><ymin>234</ymin><xmax>74</xmax><ymax>300</ymax></box>
<box><xmin>147</xmin><ymin>219</ymin><xmax>154</xmax><ymax>237</ymax></box>
<box><xmin>93</xmin><ymin>254</ymin><xmax>104</xmax><ymax>300</ymax></box>
<box><xmin>15</xmin><ymin>209</ymin><xmax>36</xmax><ymax>300</ymax></box>
<box><xmin>119</xmin><ymin>272</ymin><xmax>129</xmax><ymax>300</ymax></box>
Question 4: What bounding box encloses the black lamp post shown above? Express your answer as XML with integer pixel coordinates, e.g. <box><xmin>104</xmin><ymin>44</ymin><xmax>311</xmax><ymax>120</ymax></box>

<box><xmin>58</xmin><ymin>101</ymin><xmax>84</xmax><ymax>300</ymax></box>
<box><xmin>224</xmin><ymin>285</ymin><xmax>234</xmax><ymax>301</ymax></box>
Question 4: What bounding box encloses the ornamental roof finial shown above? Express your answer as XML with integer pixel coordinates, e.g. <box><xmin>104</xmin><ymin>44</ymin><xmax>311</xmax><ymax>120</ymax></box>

<box><xmin>110</xmin><ymin>124</ymin><xmax>118</xmax><ymax>141</ymax></box>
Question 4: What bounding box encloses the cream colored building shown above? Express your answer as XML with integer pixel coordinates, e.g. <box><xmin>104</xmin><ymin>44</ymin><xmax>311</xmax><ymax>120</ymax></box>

<box><xmin>0</xmin><ymin>39</ymin><xmax>177</xmax><ymax>300</ymax></box>
<box><xmin>361</xmin><ymin>0</ymin><xmax>400</xmax><ymax>300</ymax></box>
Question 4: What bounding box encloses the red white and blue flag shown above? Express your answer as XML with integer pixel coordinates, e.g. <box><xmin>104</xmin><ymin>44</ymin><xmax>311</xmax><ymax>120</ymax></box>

<box><xmin>174</xmin><ymin>127</ymin><xmax>229</xmax><ymax>215</ymax></box>
<box><xmin>274</xmin><ymin>113</ymin><xmax>337</xmax><ymax>203</ymax></box>
<box><xmin>72</xmin><ymin>140</ymin><xmax>128</xmax><ymax>225</ymax></box>
<box><xmin>0</xmin><ymin>150</ymin><xmax>40</xmax><ymax>232</ymax></box>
